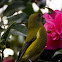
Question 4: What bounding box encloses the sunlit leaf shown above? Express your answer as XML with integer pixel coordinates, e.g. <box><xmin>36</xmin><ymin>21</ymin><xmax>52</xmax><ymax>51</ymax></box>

<box><xmin>0</xmin><ymin>0</ymin><xmax>8</xmax><ymax>8</ymax></box>
<box><xmin>3</xmin><ymin>1</ymin><xmax>26</xmax><ymax>16</ymax></box>
<box><xmin>1</xmin><ymin>21</ymin><xmax>16</xmax><ymax>41</ymax></box>
<box><xmin>52</xmin><ymin>49</ymin><xmax>62</xmax><ymax>58</ymax></box>
<box><xmin>8</xmin><ymin>13</ymin><xmax>28</xmax><ymax>24</ymax></box>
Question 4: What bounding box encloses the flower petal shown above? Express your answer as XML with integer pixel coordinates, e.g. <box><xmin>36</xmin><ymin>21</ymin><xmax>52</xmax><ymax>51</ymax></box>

<box><xmin>45</xmin><ymin>34</ymin><xmax>60</xmax><ymax>50</ymax></box>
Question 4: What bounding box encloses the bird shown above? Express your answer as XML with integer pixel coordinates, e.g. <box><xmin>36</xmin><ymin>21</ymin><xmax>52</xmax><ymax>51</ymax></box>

<box><xmin>17</xmin><ymin>13</ymin><xmax>47</xmax><ymax>62</ymax></box>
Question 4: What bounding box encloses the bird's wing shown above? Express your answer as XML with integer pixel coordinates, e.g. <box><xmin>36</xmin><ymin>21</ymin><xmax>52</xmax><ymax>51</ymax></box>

<box><xmin>18</xmin><ymin>37</ymin><xmax>37</xmax><ymax>61</ymax></box>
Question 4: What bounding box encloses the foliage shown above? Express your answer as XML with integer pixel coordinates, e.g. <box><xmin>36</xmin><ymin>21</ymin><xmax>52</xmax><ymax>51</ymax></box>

<box><xmin>0</xmin><ymin>0</ymin><xmax>62</xmax><ymax>62</ymax></box>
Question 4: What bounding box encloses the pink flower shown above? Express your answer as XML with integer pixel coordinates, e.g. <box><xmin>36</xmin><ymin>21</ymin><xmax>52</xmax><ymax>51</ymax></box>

<box><xmin>3</xmin><ymin>56</ymin><xmax>15</xmax><ymax>62</ymax></box>
<box><xmin>43</xmin><ymin>10</ymin><xmax>62</xmax><ymax>50</ymax></box>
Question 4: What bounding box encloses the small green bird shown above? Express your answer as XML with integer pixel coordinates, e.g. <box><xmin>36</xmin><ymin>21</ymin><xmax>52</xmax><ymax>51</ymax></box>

<box><xmin>18</xmin><ymin>13</ymin><xmax>47</xmax><ymax>62</ymax></box>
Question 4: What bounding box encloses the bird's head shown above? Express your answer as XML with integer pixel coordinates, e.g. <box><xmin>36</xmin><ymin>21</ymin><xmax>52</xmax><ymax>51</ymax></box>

<box><xmin>28</xmin><ymin>13</ymin><xmax>42</xmax><ymax>29</ymax></box>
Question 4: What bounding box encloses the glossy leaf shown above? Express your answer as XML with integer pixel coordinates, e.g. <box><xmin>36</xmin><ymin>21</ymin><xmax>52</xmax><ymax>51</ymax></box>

<box><xmin>0</xmin><ymin>0</ymin><xmax>2</xmax><ymax>3</ymax></box>
<box><xmin>3</xmin><ymin>1</ymin><xmax>26</xmax><ymax>16</ymax></box>
<box><xmin>8</xmin><ymin>13</ymin><xmax>28</xmax><ymax>24</ymax></box>
<box><xmin>0</xmin><ymin>39</ymin><xmax>5</xmax><ymax>49</ymax></box>
<box><xmin>52</xmin><ymin>49</ymin><xmax>62</xmax><ymax>58</ymax></box>
<box><xmin>37</xmin><ymin>59</ymin><xmax>51</xmax><ymax>62</ymax></box>
<box><xmin>0</xmin><ymin>22</ymin><xmax>3</xmax><ymax>27</ymax></box>
<box><xmin>15</xmin><ymin>0</ymin><xmax>30</xmax><ymax>2</ymax></box>
<box><xmin>0</xmin><ymin>39</ymin><xmax>5</xmax><ymax>45</ymax></box>
<box><xmin>1</xmin><ymin>21</ymin><xmax>16</xmax><ymax>41</ymax></box>
<box><xmin>0</xmin><ymin>27</ymin><xmax>4</xmax><ymax>34</ymax></box>
<box><xmin>10</xmin><ymin>29</ymin><xmax>27</xmax><ymax>36</ymax></box>
<box><xmin>22</xmin><ymin>3</ymin><xmax>34</xmax><ymax>16</ymax></box>
<box><xmin>11</xmin><ymin>24</ymin><xmax>28</xmax><ymax>36</ymax></box>
<box><xmin>0</xmin><ymin>0</ymin><xmax>8</xmax><ymax>8</ymax></box>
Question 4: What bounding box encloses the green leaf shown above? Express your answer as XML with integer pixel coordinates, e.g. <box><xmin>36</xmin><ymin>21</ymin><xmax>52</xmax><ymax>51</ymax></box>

<box><xmin>0</xmin><ymin>21</ymin><xmax>3</xmax><ymax>27</ymax></box>
<box><xmin>0</xmin><ymin>39</ymin><xmax>5</xmax><ymax>45</ymax></box>
<box><xmin>10</xmin><ymin>29</ymin><xmax>27</xmax><ymax>36</ymax></box>
<box><xmin>0</xmin><ymin>59</ymin><xmax>2</xmax><ymax>62</ymax></box>
<box><xmin>0</xmin><ymin>39</ymin><xmax>6</xmax><ymax>48</ymax></box>
<box><xmin>0</xmin><ymin>0</ymin><xmax>2</xmax><ymax>3</ymax></box>
<box><xmin>11</xmin><ymin>24</ymin><xmax>28</xmax><ymax>36</ymax></box>
<box><xmin>8</xmin><ymin>13</ymin><xmax>28</xmax><ymax>24</ymax></box>
<box><xmin>3</xmin><ymin>1</ymin><xmax>26</xmax><ymax>16</ymax></box>
<box><xmin>22</xmin><ymin>3</ymin><xmax>34</xmax><ymax>16</ymax></box>
<box><xmin>15</xmin><ymin>0</ymin><xmax>30</xmax><ymax>2</ymax></box>
<box><xmin>0</xmin><ymin>21</ymin><xmax>3</xmax><ymax>35</ymax></box>
<box><xmin>38</xmin><ymin>0</ymin><xmax>46</xmax><ymax>8</ymax></box>
<box><xmin>52</xmin><ymin>49</ymin><xmax>62</xmax><ymax>58</ymax></box>
<box><xmin>0</xmin><ymin>0</ymin><xmax>8</xmax><ymax>8</ymax></box>
<box><xmin>0</xmin><ymin>27</ymin><xmax>4</xmax><ymax>34</ymax></box>
<box><xmin>1</xmin><ymin>21</ymin><xmax>16</xmax><ymax>41</ymax></box>
<box><xmin>37</xmin><ymin>59</ymin><xmax>51</xmax><ymax>62</ymax></box>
